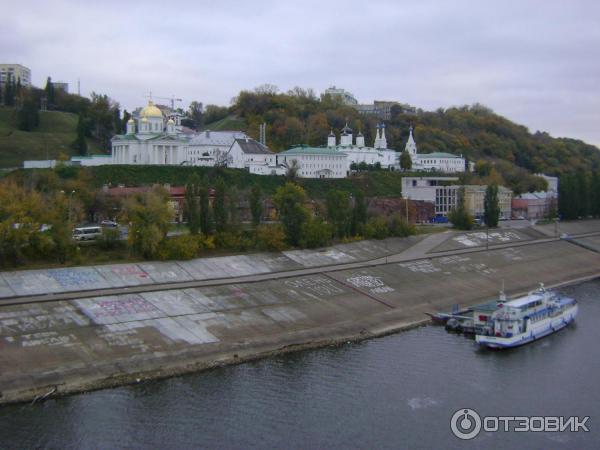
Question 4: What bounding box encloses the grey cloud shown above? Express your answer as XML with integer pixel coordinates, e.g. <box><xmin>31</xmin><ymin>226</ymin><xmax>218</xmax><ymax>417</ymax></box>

<box><xmin>2</xmin><ymin>0</ymin><xmax>599</xmax><ymax>146</ymax></box>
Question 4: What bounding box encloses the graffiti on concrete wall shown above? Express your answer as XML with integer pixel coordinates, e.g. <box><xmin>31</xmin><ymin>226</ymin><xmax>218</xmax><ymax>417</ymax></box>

<box><xmin>285</xmin><ymin>276</ymin><xmax>345</xmax><ymax>297</ymax></box>
<box><xmin>94</xmin><ymin>296</ymin><xmax>158</xmax><ymax>319</ymax></box>
<box><xmin>346</xmin><ymin>274</ymin><xmax>395</xmax><ymax>294</ymax></box>
<box><xmin>12</xmin><ymin>331</ymin><xmax>78</xmax><ymax>348</ymax></box>
<box><xmin>50</xmin><ymin>268</ymin><xmax>107</xmax><ymax>290</ymax></box>
<box><xmin>0</xmin><ymin>305</ymin><xmax>89</xmax><ymax>336</ymax></box>
<box><xmin>75</xmin><ymin>295</ymin><xmax>164</xmax><ymax>325</ymax></box>
<box><xmin>398</xmin><ymin>260</ymin><xmax>441</xmax><ymax>274</ymax></box>
<box><xmin>454</xmin><ymin>231</ymin><xmax>523</xmax><ymax>247</ymax></box>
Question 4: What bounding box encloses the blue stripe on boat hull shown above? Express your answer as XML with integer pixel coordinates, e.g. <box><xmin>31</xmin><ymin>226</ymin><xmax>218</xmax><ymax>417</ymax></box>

<box><xmin>477</xmin><ymin>317</ymin><xmax>574</xmax><ymax>349</ymax></box>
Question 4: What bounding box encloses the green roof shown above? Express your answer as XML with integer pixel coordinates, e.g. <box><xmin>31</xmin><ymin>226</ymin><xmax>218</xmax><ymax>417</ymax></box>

<box><xmin>72</xmin><ymin>154</ymin><xmax>111</xmax><ymax>159</ymax></box>
<box><xmin>279</xmin><ymin>146</ymin><xmax>345</xmax><ymax>156</ymax></box>
<box><xmin>419</xmin><ymin>152</ymin><xmax>462</xmax><ymax>158</ymax></box>
<box><xmin>146</xmin><ymin>134</ymin><xmax>187</xmax><ymax>142</ymax></box>
<box><xmin>112</xmin><ymin>133</ymin><xmax>188</xmax><ymax>142</ymax></box>
<box><xmin>112</xmin><ymin>134</ymin><xmax>139</xmax><ymax>141</ymax></box>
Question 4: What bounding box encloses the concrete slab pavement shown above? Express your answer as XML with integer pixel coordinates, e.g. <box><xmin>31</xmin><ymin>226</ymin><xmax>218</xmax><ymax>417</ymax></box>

<box><xmin>2</xmin><ymin>238</ymin><xmax>600</xmax><ymax>405</ymax></box>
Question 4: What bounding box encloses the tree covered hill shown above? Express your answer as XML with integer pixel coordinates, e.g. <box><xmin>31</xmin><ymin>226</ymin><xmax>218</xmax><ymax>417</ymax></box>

<box><xmin>0</xmin><ymin>106</ymin><xmax>103</xmax><ymax>168</ymax></box>
<box><xmin>1</xmin><ymin>77</ymin><xmax>126</xmax><ymax>168</ymax></box>
<box><xmin>208</xmin><ymin>87</ymin><xmax>600</xmax><ymax>186</ymax></box>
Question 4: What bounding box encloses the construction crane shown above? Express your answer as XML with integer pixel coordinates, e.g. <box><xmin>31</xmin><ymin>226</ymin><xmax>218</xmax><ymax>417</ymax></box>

<box><xmin>144</xmin><ymin>92</ymin><xmax>183</xmax><ymax>110</ymax></box>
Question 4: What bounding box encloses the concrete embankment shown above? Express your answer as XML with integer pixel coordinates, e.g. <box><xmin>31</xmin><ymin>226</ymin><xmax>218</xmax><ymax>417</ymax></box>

<box><xmin>1</xmin><ymin>224</ymin><xmax>599</xmax><ymax>405</ymax></box>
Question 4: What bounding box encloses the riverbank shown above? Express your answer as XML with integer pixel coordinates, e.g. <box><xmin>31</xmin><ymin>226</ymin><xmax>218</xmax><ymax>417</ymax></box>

<box><xmin>1</xmin><ymin>223</ymin><xmax>599</xmax><ymax>405</ymax></box>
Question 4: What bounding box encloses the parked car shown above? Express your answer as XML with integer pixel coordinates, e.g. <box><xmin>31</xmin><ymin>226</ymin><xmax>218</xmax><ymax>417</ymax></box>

<box><xmin>72</xmin><ymin>226</ymin><xmax>102</xmax><ymax>241</ymax></box>
<box><xmin>100</xmin><ymin>220</ymin><xmax>118</xmax><ymax>228</ymax></box>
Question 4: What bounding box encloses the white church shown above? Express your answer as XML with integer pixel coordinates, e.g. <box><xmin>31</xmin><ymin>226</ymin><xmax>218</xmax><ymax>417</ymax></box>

<box><xmin>403</xmin><ymin>126</ymin><xmax>466</xmax><ymax>173</ymax></box>
<box><xmin>111</xmin><ymin>101</ymin><xmax>188</xmax><ymax>165</ymax></box>
<box><xmin>328</xmin><ymin>123</ymin><xmax>397</xmax><ymax>169</ymax></box>
<box><xmin>103</xmin><ymin>101</ymin><xmax>462</xmax><ymax>178</ymax></box>
<box><xmin>111</xmin><ymin>100</ymin><xmax>280</xmax><ymax>171</ymax></box>
<box><xmin>278</xmin><ymin>123</ymin><xmax>398</xmax><ymax>178</ymax></box>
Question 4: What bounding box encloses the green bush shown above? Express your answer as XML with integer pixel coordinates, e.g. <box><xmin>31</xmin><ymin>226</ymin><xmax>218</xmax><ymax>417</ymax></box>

<box><xmin>448</xmin><ymin>208</ymin><xmax>474</xmax><ymax>230</ymax></box>
<box><xmin>365</xmin><ymin>216</ymin><xmax>389</xmax><ymax>239</ymax></box>
<box><xmin>214</xmin><ymin>231</ymin><xmax>253</xmax><ymax>251</ymax></box>
<box><xmin>98</xmin><ymin>227</ymin><xmax>122</xmax><ymax>250</ymax></box>
<box><xmin>158</xmin><ymin>234</ymin><xmax>200</xmax><ymax>260</ymax></box>
<box><xmin>388</xmin><ymin>213</ymin><xmax>416</xmax><ymax>237</ymax></box>
<box><xmin>300</xmin><ymin>217</ymin><xmax>333</xmax><ymax>248</ymax></box>
<box><xmin>255</xmin><ymin>224</ymin><xmax>287</xmax><ymax>251</ymax></box>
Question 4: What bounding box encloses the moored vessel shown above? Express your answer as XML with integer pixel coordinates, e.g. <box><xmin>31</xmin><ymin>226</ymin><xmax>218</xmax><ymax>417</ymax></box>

<box><xmin>475</xmin><ymin>284</ymin><xmax>578</xmax><ymax>349</ymax></box>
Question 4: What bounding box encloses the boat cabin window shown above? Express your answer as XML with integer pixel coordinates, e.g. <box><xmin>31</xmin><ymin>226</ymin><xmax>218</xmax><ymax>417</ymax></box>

<box><xmin>519</xmin><ymin>300</ymin><xmax>542</xmax><ymax>311</ymax></box>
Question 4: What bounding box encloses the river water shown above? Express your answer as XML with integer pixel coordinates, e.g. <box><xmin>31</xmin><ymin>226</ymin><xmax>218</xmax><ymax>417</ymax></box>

<box><xmin>1</xmin><ymin>280</ymin><xmax>599</xmax><ymax>449</ymax></box>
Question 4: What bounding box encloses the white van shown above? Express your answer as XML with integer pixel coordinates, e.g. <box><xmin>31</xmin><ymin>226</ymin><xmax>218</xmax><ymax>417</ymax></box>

<box><xmin>72</xmin><ymin>226</ymin><xmax>102</xmax><ymax>241</ymax></box>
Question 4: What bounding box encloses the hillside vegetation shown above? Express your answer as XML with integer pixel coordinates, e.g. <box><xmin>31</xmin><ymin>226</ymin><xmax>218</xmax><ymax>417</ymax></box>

<box><xmin>0</xmin><ymin>106</ymin><xmax>103</xmax><ymax>167</ymax></box>
<box><xmin>200</xmin><ymin>114</ymin><xmax>246</xmax><ymax>132</ymax></box>
<box><xmin>206</xmin><ymin>87</ymin><xmax>600</xmax><ymax>185</ymax></box>
<box><xmin>8</xmin><ymin>165</ymin><xmax>405</xmax><ymax>199</ymax></box>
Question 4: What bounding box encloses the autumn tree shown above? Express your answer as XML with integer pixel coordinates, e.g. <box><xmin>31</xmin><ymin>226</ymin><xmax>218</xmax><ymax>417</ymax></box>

<box><xmin>351</xmin><ymin>190</ymin><xmax>368</xmax><ymax>236</ymax></box>
<box><xmin>213</xmin><ymin>177</ymin><xmax>228</xmax><ymax>232</ymax></box>
<box><xmin>484</xmin><ymin>183</ymin><xmax>500</xmax><ymax>227</ymax></box>
<box><xmin>326</xmin><ymin>189</ymin><xmax>351</xmax><ymax>238</ymax></box>
<box><xmin>17</xmin><ymin>90</ymin><xmax>40</xmax><ymax>132</ymax></box>
<box><xmin>71</xmin><ymin>113</ymin><xmax>88</xmax><ymax>155</ymax></box>
<box><xmin>255</xmin><ymin>224</ymin><xmax>287</xmax><ymax>251</ymax></box>
<box><xmin>0</xmin><ymin>182</ymin><xmax>73</xmax><ymax>266</ymax></box>
<box><xmin>400</xmin><ymin>150</ymin><xmax>412</xmax><ymax>171</ymax></box>
<box><xmin>250</xmin><ymin>184</ymin><xmax>263</xmax><ymax>226</ymax></box>
<box><xmin>273</xmin><ymin>182</ymin><xmax>310</xmax><ymax>246</ymax></box>
<box><xmin>184</xmin><ymin>174</ymin><xmax>201</xmax><ymax>234</ymax></box>
<box><xmin>187</xmin><ymin>101</ymin><xmax>204</xmax><ymax>129</ymax></box>
<box><xmin>44</xmin><ymin>76</ymin><xmax>55</xmax><ymax>108</ymax></box>
<box><xmin>448</xmin><ymin>187</ymin><xmax>474</xmax><ymax>230</ymax></box>
<box><xmin>228</xmin><ymin>186</ymin><xmax>240</xmax><ymax>230</ymax></box>
<box><xmin>3</xmin><ymin>73</ymin><xmax>15</xmax><ymax>106</ymax></box>
<box><xmin>198</xmin><ymin>177</ymin><xmax>212</xmax><ymax>234</ymax></box>
<box><xmin>123</xmin><ymin>188</ymin><xmax>173</xmax><ymax>259</ymax></box>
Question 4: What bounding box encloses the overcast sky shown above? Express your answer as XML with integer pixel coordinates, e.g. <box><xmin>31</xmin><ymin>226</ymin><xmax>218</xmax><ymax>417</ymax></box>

<box><xmin>4</xmin><ymin>0</ymin><xmax>600</xmax><ymax>147</ymax></box>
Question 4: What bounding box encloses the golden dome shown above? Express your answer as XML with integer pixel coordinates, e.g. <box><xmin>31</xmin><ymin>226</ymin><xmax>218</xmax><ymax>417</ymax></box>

<box><xmin>167</xmin><ymin>118</ymin><xmax>175</xmax><ymax>124</ymax></box>
<box><xmin>140</xmin><ymin>100</ymin><xmax>163</xmax><ymax>118</ymax></box>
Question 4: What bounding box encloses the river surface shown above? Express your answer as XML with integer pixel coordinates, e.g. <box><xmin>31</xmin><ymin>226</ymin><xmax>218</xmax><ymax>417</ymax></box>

<box><xmin>1</xmin><ymin>280</ymin><xmax>599</xmax><ymax>449</ymax></box>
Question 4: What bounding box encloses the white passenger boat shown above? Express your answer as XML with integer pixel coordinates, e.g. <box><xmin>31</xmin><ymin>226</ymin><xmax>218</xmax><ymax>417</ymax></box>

<box><xmin>475</xmin><ymin>284</ymin><xmax>578</xmax><ymax>349</ymax></box>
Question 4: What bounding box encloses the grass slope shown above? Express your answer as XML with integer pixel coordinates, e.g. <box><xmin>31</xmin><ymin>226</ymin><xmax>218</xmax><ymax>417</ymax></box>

<box><xmin>0</xmin><ymin>106</ymin><xmax>103</xmax><ymax>168</ymax></box>
<box><xmin>201</xmin><ymin>115</ymin><xmax>247</xmax><ymax>131</ymax></box>
<box><xmin>9</xmin><ymin>165</ymin><xmax>404</xmax><ymax>198</ymax></box>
